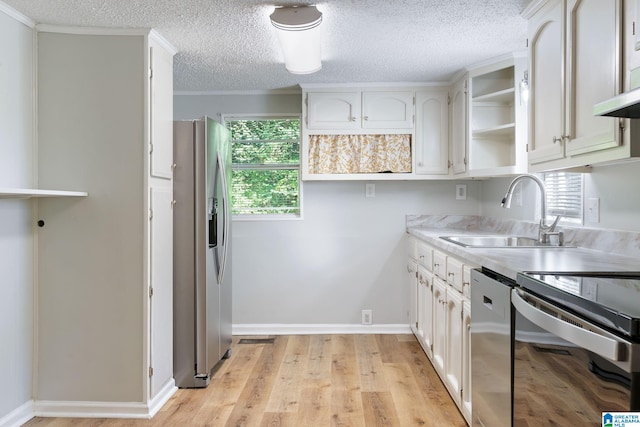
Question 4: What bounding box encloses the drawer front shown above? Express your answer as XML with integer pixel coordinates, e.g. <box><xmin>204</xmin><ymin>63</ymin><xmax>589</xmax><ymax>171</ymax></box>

<box><xmin>408</xmin><ymin>236</ymin><xmax>418</xmax><ymax>260</ymax></box>
<box><xmin>462</xmin><ymin>265</ymin><xmax>473</xmax><ymax>298</ymax></box>
<box><xmin>433</xmin><ymin>250</ymin><xmax>447</xmax><ymax>279</ymax></box>
<box><xmin>447</xmin><ymin>257</ymin><xmax>464</xmax><ymax>293</ymax></box>
<box><xmin>417</xmin><ymin>242</ymin><xmax>433</xmax><ymax>270</ymax></box>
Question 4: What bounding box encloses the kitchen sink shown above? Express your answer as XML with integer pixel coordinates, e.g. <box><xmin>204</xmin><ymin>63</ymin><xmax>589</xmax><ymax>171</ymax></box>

<box><xmin>439</xmin><ymin>235</ymin><xmax>572</xmax><ymax>248</ymax></box>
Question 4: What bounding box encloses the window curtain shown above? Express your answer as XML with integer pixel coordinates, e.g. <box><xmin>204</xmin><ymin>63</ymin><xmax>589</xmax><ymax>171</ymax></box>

<box><xmin>308</xmin><ymin>134</ymin><xmax>412</xmax><ymax>174</ymax></box>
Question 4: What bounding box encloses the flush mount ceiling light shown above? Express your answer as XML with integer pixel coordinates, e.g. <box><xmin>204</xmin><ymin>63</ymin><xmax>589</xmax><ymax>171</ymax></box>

<box><xmin>270</xmin><ymin>5</ymin><xmax>323</xmax><ymax>75</ymax></box>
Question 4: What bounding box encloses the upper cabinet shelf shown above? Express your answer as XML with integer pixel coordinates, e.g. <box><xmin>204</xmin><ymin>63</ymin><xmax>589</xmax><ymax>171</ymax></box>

<box><xmin>0</xmin><ymin>188</ymin><xmax>88</xmax><ymax>198</ymax></box>
<box><xmin>472</xmin><ymin>87</ymin><xmax>515</xmax><ymax>103</ymax></box>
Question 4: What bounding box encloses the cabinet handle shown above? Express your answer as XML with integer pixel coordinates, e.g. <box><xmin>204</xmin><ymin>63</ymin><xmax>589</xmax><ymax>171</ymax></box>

<box><xmin>562</xmin><ymin>134</ymin><xmax>571</xmax><ymax>142</ymax></box>
<box><xmin>350</xmin><ymin>116</ymin><xmax>357</xmax><ymax>122</ymax></box>
<box><xmin>418</xmin><ymin>161</ymin><xmax>424</xmax><ymax>167</ymax></box>
<box><xmin>364</xmin><ymin>116</ymin><xmax>369</xmax><ymax>121</ymax></box>
<box><xmin>552</xmin><ymin>136</ymin><xmax>562</xmax><ymax>144</ymax></box>
<box><xmin>434</xmin><ymin>263</ymin><xmax>439</xmax><ymax>267</ymax></box>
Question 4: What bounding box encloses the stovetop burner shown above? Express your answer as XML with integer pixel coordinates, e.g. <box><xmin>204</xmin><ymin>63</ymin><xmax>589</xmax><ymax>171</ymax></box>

<box><xmin>516</xmin><ymin>272</ymin><xmax>640</xmax><ymax>338</ymax></box>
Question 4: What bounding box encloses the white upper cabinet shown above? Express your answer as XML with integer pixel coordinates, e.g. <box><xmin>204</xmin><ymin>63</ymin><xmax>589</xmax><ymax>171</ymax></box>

<box><xmin>306</xmin><ymin>92</ymin><xmax>361</xmax><ymax>130</ymax></box>
<box><xmin>149</xmin><ymin>45</ymin><xmax>175</xmax><ymax>179</ymax></box>
<box><xmin>415</xmin><ymin>89</ymin><xmax>449</xmax><ymax>175</ymax></box>
<box><xmin>450</xmin><ymin>77</ymin><xmax>468</xmax><ymax>175</ymax></box>
<box><xmin>467</xmin><ymin>54</ymin><xmax>528</xmax><ymax>176</ymax></box>
<box><xmin>624</xmin><ymin>0</ymin><xmax>640</xmax><ymax>88</ymax></box>
<box><xmin>306</xmin><ymin>90</ymin><xmax>413</xmax><ymax>130</ymax></box>
<box><xmin>362</xmin><ymin>91</ymin><xmax>414</xmax><ymax>128</ymax></box>
<box><xmin>527</xmin><ymin>0</ymin><xmax>626</xmax><ymax>171</ymax></box>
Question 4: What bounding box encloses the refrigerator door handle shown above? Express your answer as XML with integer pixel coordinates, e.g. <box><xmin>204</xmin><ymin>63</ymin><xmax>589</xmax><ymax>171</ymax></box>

<box><xmin>208</xmin><ymin>197</ymin><xmax>217</xmax><ymax>248</ymax></box>
<box><xmin>217</xmin><ymin>152</ymin><xmax>230</xmax><ymax>285</ymax></box>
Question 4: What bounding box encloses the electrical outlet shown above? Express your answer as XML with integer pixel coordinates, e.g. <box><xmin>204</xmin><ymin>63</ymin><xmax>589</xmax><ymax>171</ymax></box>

<box><xmin>362</xmin><ymin>309</ymin><xmax>372</xmax><ymax>325</ymax></box>
<box><xmin>583</xmin><ymin>281</ymin><xmax>598</xmax><ymax>301</ymax></box>
<box><xmin>586</xmin><ymin>197</ymin><xmax>600</xmax><ymax>223</ymax></box>
<box><xmin>365</xmin><ymin>183</ymin><xmax>375</xmax><ymax>198</ymax></box>
<box><xmin>455</xmin><ymin>184</ymin><xmax>467</xmax><ymax>200</ymax></box>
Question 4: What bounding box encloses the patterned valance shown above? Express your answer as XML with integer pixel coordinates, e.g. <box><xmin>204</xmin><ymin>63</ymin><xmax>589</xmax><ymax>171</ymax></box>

<box><xmin>308</xmin><ymin>134</ymin><xmax>412</xmax><ymax>174</ymax></box>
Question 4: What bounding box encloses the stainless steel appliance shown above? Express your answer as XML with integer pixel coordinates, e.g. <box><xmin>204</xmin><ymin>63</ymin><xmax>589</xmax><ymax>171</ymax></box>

<box><xmin>470</xmin><ymin>268</ymin><xmax>514</xmax><ymax>427</ymax></box>
<box><xmin>513</xmin><ymin>273</ymin><xmax>640</xmax><ymax>425</ymax></box>
<box><xmin>173</xmin><ymin>117</ymin><xmax>233</xmax><ymax>388</ymax></box>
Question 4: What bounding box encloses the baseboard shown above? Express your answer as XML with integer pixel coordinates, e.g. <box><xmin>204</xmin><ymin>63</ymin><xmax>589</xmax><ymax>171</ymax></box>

<box><xmin>232</xmin><ymin>323</ymin><xmax>411</xmax><ymax>335</ymax></box>
<box><xmin>0</xmin><ymin>401</ymin><xmax>34</xmax><ymax>427</ymax></box>
<box><xmin>148</xmin><ymin>378</ymin><xmax>178</xmax><ymax>418</ymax></box>
<box><xmin>3</xmin><ymin>380</ymin><xmax>177</xmax><ymax>423</ymax></box>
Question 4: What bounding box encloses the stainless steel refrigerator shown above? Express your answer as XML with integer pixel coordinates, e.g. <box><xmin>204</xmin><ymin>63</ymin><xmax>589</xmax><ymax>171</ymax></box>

<box><xmin>173</xmin><ymin>117</ymin><xmax>232</xmax><ymax>388</ymax></box>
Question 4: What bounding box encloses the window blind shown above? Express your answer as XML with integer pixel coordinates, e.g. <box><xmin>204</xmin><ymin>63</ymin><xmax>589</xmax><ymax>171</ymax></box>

<box><xmin>543</xmin><ymin>172</ymin><xmax>583</xmax><ymax>220</ymax></box>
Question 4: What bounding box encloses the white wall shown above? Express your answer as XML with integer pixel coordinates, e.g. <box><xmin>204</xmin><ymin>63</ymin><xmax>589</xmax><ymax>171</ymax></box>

<box><xmin>481</xmin><ymin>162</ymin><xmax>640</xmax><ymax>233</ymax></box>
<box><xmin>0</xmin><ymin>5</ymin><xmax>35</xmax><ymax>421</ymax></box>
<box><xmin>175</xmin><ymin>93</ymin><xmax>483</xmax><ymax>328</ymax></box>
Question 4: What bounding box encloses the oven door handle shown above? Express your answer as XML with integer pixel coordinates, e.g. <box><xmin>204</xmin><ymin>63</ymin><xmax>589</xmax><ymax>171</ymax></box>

<box><xmin>512</xmin><ymin>289</ymin><xmax>625</xmax><ymax>362</ymax></box>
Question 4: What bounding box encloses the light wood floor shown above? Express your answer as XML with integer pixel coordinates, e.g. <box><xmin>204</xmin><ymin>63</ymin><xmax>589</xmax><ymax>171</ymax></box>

<box><xmin>24</xmin><ymin>334</ymin><xmax>466</xmax><ymax>427</ymax></box>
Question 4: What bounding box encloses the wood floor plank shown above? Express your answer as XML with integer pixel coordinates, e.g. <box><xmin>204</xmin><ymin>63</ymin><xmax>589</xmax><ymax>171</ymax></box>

<box><xmin>264</xmin><ymin>335</ymin><xmax>310</xmax><ymax>413</ymax></box>
<box><xmin>303</xmin><ymin>335</ymin><xmax>332</xmax><ymax>382</ymax></box>
<box><xmin>191</xmin><ymin>343</ymin><xmax>264</xmax><ymax>425</ymax></box>
<box><xmin>330</xmin><ymin>390</ymin><xmax>365</xmax><ymax>427</ymax></box>
<box><xmin>361</xmin><ymin>391</ymin><xmax>401</xmax><ymax>426</ymax></box>
<box><xmin>354</xmin><ymin>334</ymin><xmax>388</xmax><ymax>392</ymax></box>
<box><xmin>23</xmin><ymin>334</ymin><xmax>468</xmax><ymax>427</ymax></box>
<box><xmin>223</xmin><ymin>335</ymin><xmax>289</xmax><ymax>427</ymax></box>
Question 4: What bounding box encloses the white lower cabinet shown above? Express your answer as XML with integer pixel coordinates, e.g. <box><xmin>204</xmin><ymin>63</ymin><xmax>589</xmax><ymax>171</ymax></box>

<box><xmin>432</xmin><ymin>277</ymin><xmax>447</xmax><ymax>377</ymax></box>
<box><xmin>461</xmin><ymin>298</ymin><xmax>472</xmax><ymax>424</ymax></box>
<box><xmin>418</xmin><ymin>266</ymin><xmax>434</xmax><ymax>359</ymax></box>
<box><xmin>407</xmin><ymin>258</ymin><xmax>419</xmax><ymax>336</ymax></box>
<box><xmin>445</xmin><ymin>286</ymin><xmax>463</xmax><ymax>406</ymax></box>
<box><xmin>408</xmin><ymin>237</ymin><xmax>473</xmax><ymax>424</ymax></box>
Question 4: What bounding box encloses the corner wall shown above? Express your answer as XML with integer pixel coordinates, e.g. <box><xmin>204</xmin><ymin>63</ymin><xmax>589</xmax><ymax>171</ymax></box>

<box><xmin>0</xmin><ymin>4</ymin><xmax>36</xmax><ymax>424</ymax></box>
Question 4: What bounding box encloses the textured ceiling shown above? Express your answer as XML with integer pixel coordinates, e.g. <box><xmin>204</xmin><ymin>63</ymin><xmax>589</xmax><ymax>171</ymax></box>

<box><xmin>3</xmin><ymin>0</ymin><xmax>531</xmax><ymax>92</ymax></box>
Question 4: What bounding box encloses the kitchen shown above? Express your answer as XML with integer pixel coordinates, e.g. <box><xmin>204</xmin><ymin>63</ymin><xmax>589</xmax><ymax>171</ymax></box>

<box><xmin>2</xmin><ymin>0</ymin><xmax>640</xmax><ymax>426</ymax></box>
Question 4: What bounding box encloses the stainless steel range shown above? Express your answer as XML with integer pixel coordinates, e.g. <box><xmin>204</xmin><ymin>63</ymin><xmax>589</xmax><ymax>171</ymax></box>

<box><xmin>513</xmin><ymin>272</ymin><xmax>640</xmax><ymax>426</ymax></box>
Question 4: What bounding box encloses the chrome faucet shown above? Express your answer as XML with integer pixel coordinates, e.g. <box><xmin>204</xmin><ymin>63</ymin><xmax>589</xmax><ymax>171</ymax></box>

<box><xmin>501</xmin><ymin>174</ymin><xmax>562</xmax><ymax>244</ymax></box>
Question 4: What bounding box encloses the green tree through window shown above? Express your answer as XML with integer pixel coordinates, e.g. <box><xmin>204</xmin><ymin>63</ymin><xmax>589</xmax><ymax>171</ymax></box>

<box><xmin>226</xmin><ymin>117</ymin><xmax>301</xmax><ymax>216</ymax></box>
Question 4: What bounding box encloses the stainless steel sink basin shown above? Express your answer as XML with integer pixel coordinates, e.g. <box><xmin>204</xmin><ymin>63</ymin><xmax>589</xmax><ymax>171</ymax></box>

<box><xmin>440</xmin><ymin>235</ymin><xmax>571</xmax><ymax>248</ymax></box>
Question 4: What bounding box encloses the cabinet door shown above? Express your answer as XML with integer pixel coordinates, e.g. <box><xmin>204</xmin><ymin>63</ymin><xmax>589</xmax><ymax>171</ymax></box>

<box><xmin>362</xmin><ymin>91</ymin><xmax>414</xmax><ymax>129</ymax></box>
<box><xmin>149</xmin><ymin>45</ymin><xmax>174</xmax><ymax>179</ymax></box>
<box><xmin>528</xmin><ymin>0</ymin><xmax>565</xmax><ymax>164</ymax></box>
<box><xmin>564</xmin><ymin>0</ymin><xmax>622</xmax><ymax>156</ymax></box>
<box><xmin>445</xmin><ymin>287</ymin><xmax>463</xmax><ymax>406</ymax></box>
<box><xmin>149</xmin><ymin>187</ymin><xmax>174</xmax><ymax>398</ymax></box>
<box><xmin>408</xmin><ymin>259</ymin><xmax>419</xmax><ymax>335</ymax></box>
<box><xmin>432</xmin><ymin>278</ymin><xmax>447</xmax><ymax>377</ymax></box>
<box><xmin>307</xmin><ymin>92</ymin><xmax>361</xmax><ymax>129</ymax></box>
<box><xmin>415</xmin><ymin>90</ymin><xmax>449</xmax><ymax>174</ymax></box>
<box><xmin>418</xmin><ymin>267</ymin><xmax>434</xmax><ymax>359</ymax></box>
<box><xmin>461</xmin><ymin>298</ymin><xmax>472</xmax><ymax>424</ymax></box>
<box><xmin>625</xmin><ymin>0</ymin><xmax>640</xmax><ymax>86</ymax></box>
<box><xmin>450</xmin><ymin>78</ymin><xmax>468</xmax><ymax>174</ymax></box>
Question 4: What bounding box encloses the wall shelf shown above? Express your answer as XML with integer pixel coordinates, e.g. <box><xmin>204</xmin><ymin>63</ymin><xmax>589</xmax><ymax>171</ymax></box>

<box><xmin>0</xmin><ymin>188</ymin><xmax>88</xmax><ymax>198</ymax></box>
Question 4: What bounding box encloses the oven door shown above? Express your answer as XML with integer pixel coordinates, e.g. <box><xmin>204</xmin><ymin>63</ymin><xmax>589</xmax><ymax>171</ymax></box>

<box><xmin>512</xmin><ymin>288</ymin><xmax>632</xmax><ymax>426</ymax></box>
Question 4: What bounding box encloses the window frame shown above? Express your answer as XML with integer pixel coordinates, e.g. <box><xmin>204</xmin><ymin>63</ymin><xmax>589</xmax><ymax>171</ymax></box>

<box><xmin>542</xmin><ymin>171</ymin><xmax>584</xmax><ymax>225</ymax></box>
<box><xmin>222</xmin><ymin>113</ymin><xmax>303</xmax><ymax>221</ymax></box>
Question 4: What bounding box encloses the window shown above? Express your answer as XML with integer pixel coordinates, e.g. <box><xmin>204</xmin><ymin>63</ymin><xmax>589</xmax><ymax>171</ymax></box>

<box><xmin>543</xmin><ymin>171</ymin><xmax>583</xmax><ymax>224</ymax></box>
<box><xmin>225</xmin><ymin>116</ymin><xmax>301</xmax><ymax>218</ymax></box>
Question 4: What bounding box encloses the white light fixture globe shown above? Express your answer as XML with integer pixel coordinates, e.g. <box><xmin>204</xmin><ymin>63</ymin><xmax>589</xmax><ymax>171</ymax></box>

<box><xmin>270</xmin><ymin>5</ymin><xmax>323</xmax><ymax>74</ymax></box>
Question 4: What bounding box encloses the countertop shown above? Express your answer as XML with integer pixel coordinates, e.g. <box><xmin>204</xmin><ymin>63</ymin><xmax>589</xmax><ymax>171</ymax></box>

<box><xmin>406</xmin><ymin>216</ymin><xmax>640</xmax><ymax>281</ymax></box>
